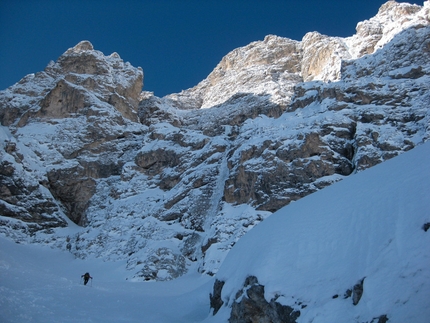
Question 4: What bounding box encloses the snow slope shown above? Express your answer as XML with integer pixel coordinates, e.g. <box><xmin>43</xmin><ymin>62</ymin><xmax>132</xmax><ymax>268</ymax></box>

<box><xmin>1</xmin><ymin>142</ymin><xmax>429</xmax><ymax>323</ymax></box>
<box><xmin>0</xmin><ymin>236</ymin><xmax>214</xmax><ymax>323</ymax></box>
<box><xmin>210</xmin><ymin>141</ymin><xmax>430</xmax><ymax>322</ymax></box>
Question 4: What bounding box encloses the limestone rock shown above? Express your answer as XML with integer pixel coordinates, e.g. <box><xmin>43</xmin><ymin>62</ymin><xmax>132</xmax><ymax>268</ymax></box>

<box><xmin>135</xmin><ymin>148</ymin><xmax>180</xmax><ymax>176</ymax></box>
<box><xmin>165</xmin><ymin>35</ymin><xmax>302</xmax><ymax>110</ymax></box>
<box><xmin>47</xmin><ymin>166</ymin><xmax>96</xmax><ymax>226</ymax></box>
<box><xmin>301</xmin><ymin>31</ymin><xmax>351</xmax><ymax>82</ymax></box>
<box><xmin>1</xmin><ymin>40</ymin><xmax>143</xmax><ymax>128</ymax></box>
<box><xmin>0</xmin><ymin>146</ymin><xmax>67</xmax><ymax>234</ymax></box>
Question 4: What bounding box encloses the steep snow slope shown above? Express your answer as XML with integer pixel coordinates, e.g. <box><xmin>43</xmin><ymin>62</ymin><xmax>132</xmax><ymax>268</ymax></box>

<box><xmin>208</xmin><ymin>142</ymin><xmax>430</xmax><ymax>323</ymax></box>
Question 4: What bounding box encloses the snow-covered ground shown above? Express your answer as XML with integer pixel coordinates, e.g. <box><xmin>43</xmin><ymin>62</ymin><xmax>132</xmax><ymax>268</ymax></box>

<box><xmin>211</xmin><ymin>141</ymin><xmax>430</xmax><ymax>323</ymax></box>
<box><xmin>0</xmin><ymin>236</ymin><xmax>214</xmax><ymax>323</ymax></box>
<box><xmin>1</xmin><ymin>142</ymin><xmax>429</xmax><ymax>322</ymax></box>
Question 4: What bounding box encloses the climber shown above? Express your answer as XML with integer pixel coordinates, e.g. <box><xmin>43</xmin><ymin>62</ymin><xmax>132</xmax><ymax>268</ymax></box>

<box><xmin>81</xmin><ymin>272</ymin><xmax>93</xmax><ymax>285</ymax></box>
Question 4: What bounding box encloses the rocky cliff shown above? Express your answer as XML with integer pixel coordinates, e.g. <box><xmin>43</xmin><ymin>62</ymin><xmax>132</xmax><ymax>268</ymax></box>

<box><xmin>1</xmin><ymin>0</ymin><xmax>429</xmax><ymax>281</ymax></box>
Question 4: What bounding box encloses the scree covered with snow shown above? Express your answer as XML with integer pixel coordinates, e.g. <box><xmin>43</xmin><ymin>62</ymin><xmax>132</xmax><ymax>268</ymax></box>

<box><xmin>1</xmin><ymin>139</ymin><xmax>429</xmax><ymax>323</ymax></box>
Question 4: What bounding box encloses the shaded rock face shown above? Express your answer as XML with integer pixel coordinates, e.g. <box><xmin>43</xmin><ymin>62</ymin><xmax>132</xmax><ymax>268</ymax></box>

<box><xmin>228</xmin><ymin>276</ymin><xmax>301</xmax><ymax>323</ymax></box>
<box><xmin>47</xmin><ymin>166</ymin><xmax>96</xmax><ymax>226</ymax></box>
<box><xmin>1</xmin><ymin>1</ymin><xmax>430</xmax><ymax>282</ymax></box>
<box><xmin>210</xmin><ymin>279</ymin><xmax>225</xmax><ymax>315</ymax></box>
<box><xmin>0</xmin><ymin>159</ymin><xmax>67</xmax><ymax>232</ymax></box>
<box><xmin>375</xmin><ymin>314</ymin><xmax>389</xmax><ymax>323</ymax></box>
<box><xmin>343</xmin><ymin>277</ymin><xmax>366</xmax><ymax>306</ymax></box>
<box><xmin>135</xmin><ymin>148</ymin><xmax>180</xmax><ymax>176</ymax></box>
<box><xmin>223</xmin><ymin>132</ymin><xmax>354</xmax><ymax>212</ymax></box>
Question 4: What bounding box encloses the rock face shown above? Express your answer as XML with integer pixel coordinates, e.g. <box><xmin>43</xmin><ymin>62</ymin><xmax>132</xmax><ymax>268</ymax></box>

<box><xmin>227</xmin><ymin>276</ymin><xmax>301</xmax><ymax>323</ymax></box>
<box><xmin>0</xmin><ymin>41</ymin><xmax>143</xmax><ymax>228</ymax></box>
<box><xmin>1</xmin><ymin>1</ymin><xmax>430</xmax><ymax>282</ymax></box>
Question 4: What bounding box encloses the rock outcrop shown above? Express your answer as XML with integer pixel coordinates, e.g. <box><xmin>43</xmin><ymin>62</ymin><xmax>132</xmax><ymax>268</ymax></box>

<box><xmin>1</xmin><ymin>1</ymin><xmax>430</xmax><ymax>282</ymax></box>
<box><xmin>227</xmin><ymin>276</ymin><xmax>301</xmax><ymax>323</ymax></box>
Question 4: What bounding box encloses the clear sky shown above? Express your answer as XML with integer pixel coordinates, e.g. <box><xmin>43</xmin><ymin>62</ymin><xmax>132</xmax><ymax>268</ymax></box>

<box><xmin>0</xmin><ymin>0</ymin><xmax>420</xmax><ymax>97</ymax></box>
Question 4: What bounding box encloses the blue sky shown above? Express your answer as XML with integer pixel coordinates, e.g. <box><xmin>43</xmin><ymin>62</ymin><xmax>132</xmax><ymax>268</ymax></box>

<box><xmin>0</xmin><ymin>0</ymin><xmax>419</xmax><ymax>96</ymax></box>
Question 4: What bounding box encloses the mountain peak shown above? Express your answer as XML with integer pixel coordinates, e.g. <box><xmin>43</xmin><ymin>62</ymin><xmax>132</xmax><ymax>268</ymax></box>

<box><xmin>65</xmin><ymin>40</ymin><xmax>94</xmax><ymax>54</ymax></box>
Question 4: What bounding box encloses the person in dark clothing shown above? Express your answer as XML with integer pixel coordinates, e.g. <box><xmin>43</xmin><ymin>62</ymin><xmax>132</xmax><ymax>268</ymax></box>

<box><xmin>81</xmin><ymin>272</ymin><xmax>92</xmax><ymax>285</ymax></box>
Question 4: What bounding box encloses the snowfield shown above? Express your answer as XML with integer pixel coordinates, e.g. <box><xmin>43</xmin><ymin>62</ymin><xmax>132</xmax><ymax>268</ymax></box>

<box><xmin>211</xmin><ymin>141</ymin><xmax>430</xmax><ymax>323</ymax></box>
<box><xmin>0</xmin><ymin>236</ymin><xmax>214</xmax><ymax>323</ymax></box>
<box><xmin>1</xmin><ymin>141</ymin><xmax>429</xmax><ymax>322</ymax></box>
